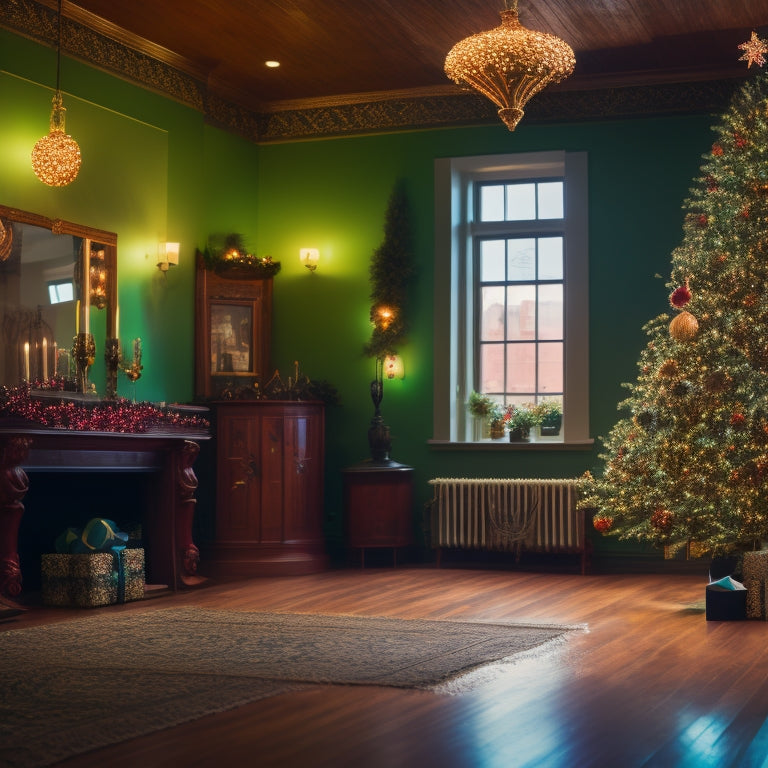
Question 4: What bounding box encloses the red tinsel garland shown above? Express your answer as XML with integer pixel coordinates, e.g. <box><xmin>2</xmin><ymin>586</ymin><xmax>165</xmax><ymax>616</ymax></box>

<box><xmin>0</xmin><ymin>384</ymin><xmax>209</xmax><ymax>433</ymax></box>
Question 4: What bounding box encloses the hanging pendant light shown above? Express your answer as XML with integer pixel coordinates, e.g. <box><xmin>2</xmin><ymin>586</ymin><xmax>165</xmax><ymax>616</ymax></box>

<box><xmin>445</xmin><ymin>0</ymin><xmax>575</xmax><ymax>131</ymax></box>
<box><xmin>31</xmin><ymin>0</ymin><xmax>82</xmax><ymax>187</ymax></box>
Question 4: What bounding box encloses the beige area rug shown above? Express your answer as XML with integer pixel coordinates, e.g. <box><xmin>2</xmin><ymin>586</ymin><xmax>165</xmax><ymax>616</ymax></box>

<box><xmin>0</xmin><ymin>607</ymin><xmax>577</xmax><ymax>767</ymax></box>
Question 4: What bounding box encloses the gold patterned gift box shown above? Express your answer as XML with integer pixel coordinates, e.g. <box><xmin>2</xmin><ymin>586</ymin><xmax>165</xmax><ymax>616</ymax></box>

<box><xmin>41</xmin><ymin>549</ymin><xmax>145</xmax><ymax>608</ymax></box>
<box><xmin>743</xmin><ymin>550</ymin><xmax>768</xmax><ymax>620</ymax></box>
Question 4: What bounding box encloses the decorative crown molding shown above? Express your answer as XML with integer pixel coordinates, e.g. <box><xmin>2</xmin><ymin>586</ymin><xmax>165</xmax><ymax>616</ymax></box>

<box><xmin>0</xmin><ymin>0</ymin><xmax>744</xmax><ymax>144</ymax></box>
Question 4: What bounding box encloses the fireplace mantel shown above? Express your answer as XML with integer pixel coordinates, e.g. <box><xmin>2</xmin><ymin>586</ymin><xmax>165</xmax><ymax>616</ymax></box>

<box><xmin>0</xmin><ymin>423</ymin><xmax>210</xmax><ymax>601</ymax></box>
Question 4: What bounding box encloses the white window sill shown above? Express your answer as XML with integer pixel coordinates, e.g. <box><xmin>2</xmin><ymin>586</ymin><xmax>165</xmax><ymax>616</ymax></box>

<box><xmin>427</xmin><ymin>439</ymin><xmax>595</xmax><ymax>451</ymax></box>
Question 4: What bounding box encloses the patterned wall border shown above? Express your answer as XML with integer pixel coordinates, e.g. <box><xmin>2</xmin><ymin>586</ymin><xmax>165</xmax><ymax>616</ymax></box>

<box><xmin>1</xmin><ymin>0</ymin><xmax>744</xmax><ymax>145</ymax></box>
<box><xmin>253</xmin><ymin>80</ymin><xmax>741</xmax><ymax>143</ymax></box>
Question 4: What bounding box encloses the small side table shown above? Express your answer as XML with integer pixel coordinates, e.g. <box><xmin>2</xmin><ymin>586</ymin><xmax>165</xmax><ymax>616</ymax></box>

<box><xmin>343</xmin><ymin>459</ymin><xmax>414</xmax><ymax>567</ymax></box>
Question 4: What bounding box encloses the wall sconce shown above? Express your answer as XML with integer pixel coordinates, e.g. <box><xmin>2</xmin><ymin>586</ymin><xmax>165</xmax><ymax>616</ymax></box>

<box><xmin>384</xmin><ymin>355</ymin><xmax>405</xmax><ymax>380</ymax></box>
<box><xmin>300</xmin><ymin>248</ymin><xmax>319</xmax><ymax>272</ymax></box>
<box><xmin>157</xmin><ymin>242</ymin><xmax>180</xmax><ymax>273</ymax></box>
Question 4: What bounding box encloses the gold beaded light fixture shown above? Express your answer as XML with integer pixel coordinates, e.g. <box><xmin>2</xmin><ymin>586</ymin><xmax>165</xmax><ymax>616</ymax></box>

<box><xmin>445</xmin><ymin>0</ymin><xmax>575</xmax><ymax>131</ymax></box>
<box><xmin>31</xmin><ymin>0</ymin><xmax>82</xmax><ymax>187</ymax></box>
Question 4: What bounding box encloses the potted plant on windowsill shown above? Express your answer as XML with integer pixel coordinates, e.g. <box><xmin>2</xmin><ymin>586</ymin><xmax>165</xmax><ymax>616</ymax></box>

<box><xmin>467</xmin><ymin>391</ymin><xmax>505</xmax><ymax>439</ymax></box>
<box><xmin>504</xmin><ymin>403</ymin><xmax>540</xmax><ymax>442</ymax></box>
<box><xmin>534</xmin><ymin>400</ymin><xmax>563</xmax><ymax>437</ymax></box>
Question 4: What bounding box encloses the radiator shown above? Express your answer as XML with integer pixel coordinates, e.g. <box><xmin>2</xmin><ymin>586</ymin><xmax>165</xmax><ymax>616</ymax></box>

<box><xmin>428</xmin><ymin>478</ymin><xmax>586</xmax><ymax>569</ymax></box>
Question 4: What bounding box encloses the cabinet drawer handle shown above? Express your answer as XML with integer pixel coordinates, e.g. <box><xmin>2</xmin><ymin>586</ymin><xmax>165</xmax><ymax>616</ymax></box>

<box><xmin>232</xmin><ymin>480</ymin><xmax>246</xmax><ymax>488</ymax></box>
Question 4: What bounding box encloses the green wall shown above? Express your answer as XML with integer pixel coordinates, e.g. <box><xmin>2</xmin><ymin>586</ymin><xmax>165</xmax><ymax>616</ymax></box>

<box><xmin>255</xmin><ymin>118</ymin><xmax>714</xmax><ymax>555</ymax></box>
<box><xmin>1</xmin><ymin>27</ymin><xmax>725</xmax><ymax>564</ymax></box>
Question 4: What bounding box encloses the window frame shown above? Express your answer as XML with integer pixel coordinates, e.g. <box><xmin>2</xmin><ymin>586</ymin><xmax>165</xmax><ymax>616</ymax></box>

<box><xmin>432</xmin><ymin>150</ymin><xmax>591</xmax><ymax>448</ymax></box>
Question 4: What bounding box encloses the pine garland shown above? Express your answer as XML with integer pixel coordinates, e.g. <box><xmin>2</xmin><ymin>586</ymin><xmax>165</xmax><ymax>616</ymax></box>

<box><xmin>201</xmin><ymin>234</ymin><xmax>281</xmax><ymax>279</ymax></box>
<box><xmin>364</xmin><ymin>182</ymin><xmax>414</xmax><ymax>358</ymax></box>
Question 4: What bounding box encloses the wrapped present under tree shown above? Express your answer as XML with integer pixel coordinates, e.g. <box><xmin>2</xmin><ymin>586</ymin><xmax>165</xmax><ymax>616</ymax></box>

<box><xmin>743</xmin><ymin>550</ymin><xmax>768</xmax><ymax>620</ymax></box>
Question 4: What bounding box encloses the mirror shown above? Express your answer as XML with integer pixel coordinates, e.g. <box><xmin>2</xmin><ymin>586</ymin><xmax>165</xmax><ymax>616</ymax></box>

<box><xmin>0</xmin><ymin>205</ymin><xmax>118</xmax><ymax>398</ymax></box>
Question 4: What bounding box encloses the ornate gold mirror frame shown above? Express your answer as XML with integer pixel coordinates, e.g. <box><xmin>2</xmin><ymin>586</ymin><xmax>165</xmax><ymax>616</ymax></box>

<box><xmin>0</xmin><ymin>204</ymin><xmax>118</xmax><ymax>397</ymax></box>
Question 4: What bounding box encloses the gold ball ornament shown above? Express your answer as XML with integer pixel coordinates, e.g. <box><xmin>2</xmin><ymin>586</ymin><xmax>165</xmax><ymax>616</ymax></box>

<box><xmin>32</xmin><ymin>130</ymin><xmax>81</xmax><ymax>187</ymax></box>
<box><xmin>31</xmin><ymin>93</ymin><xmax>82</xmax><ymax>187</ymax></box>
<box><xmin>669</xmin><ymin>311</ymin><xmax>698</xmax><ymax>342</ymax></box>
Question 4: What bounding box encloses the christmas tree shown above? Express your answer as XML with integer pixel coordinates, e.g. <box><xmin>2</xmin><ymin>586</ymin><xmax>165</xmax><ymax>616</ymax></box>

<box><xmin>580</xmin><ymin>36</ymin><xmax>768</xmax><ymax>557</ymax></box>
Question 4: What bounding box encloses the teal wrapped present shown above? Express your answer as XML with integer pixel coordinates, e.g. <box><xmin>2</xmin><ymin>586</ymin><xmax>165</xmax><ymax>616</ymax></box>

<box><xmin>41</xmin><ymin>549</ymin><xmax>145</xmax><ymax>607</ymax></box>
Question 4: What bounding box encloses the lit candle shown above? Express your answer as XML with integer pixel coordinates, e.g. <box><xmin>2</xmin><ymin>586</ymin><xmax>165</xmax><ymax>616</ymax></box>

<box><xmin>23</xmin><ymin>342</ymin><xmax>30</xmax><ymax>381</ymax></box>
<box><xmin>75</xmin><ymin>299</ymin><xmax>80</xmax><ymax>335</ymax></box>
<box><xmin>115</xmin><ymin>305</ymin><xmax>120</xmax><ymax>341</ymax></box>
<box><xmin>53</xmin><ymin>342</ymin><xmax>58</xmax><ymax>376</ymax></box>
<box><xmin>42</xmin><ymin>338</ymin><xmax>48</xmax><ymax>380</ymax></box>
<box><xmin>83</xmin><ymin>240</ymin><xmax>90</xmax><ymax>335</ymax></box>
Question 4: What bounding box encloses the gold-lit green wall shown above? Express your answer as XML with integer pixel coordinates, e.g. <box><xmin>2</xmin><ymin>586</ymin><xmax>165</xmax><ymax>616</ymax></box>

<box><xmin>1</xmin><ymin>27</ymin><xmax>724</xmax><ymax>562</ymax></box>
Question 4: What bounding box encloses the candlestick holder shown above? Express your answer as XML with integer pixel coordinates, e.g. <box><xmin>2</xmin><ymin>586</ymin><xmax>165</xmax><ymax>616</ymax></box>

<box><xmin>120</xmin><ymin>338</ymin><xmax>143</xmax><ymax>402</ymax></box>
<box><xmin>104</xmin><ymin>337</ymin><xmax>120</xmax><ymax>399</ymax></box>
<box><xmin>72</xmin><ymin>332</ymin><xmax>95</xmax><ymax>394</ymax></box>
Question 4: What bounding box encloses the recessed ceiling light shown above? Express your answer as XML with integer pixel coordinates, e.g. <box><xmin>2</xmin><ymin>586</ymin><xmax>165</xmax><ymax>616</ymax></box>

<box><xmin>265</xmin><ymin>60</ymin><xmax>280</xmax><ymax>68</ymax></box>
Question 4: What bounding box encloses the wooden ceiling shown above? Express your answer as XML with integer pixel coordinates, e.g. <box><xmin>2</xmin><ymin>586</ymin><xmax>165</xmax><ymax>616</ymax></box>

<box><xmin>57</xmin><ymin>0</ymin><xmax>768</xmax><ymax>112</ymax></box>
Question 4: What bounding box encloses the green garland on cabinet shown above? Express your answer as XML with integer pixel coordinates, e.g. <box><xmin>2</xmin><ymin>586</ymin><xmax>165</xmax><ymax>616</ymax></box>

<box><xmin>200</xmin><ymin>233</ymin><xmax>281</xmax><ymax>279</ymax></box>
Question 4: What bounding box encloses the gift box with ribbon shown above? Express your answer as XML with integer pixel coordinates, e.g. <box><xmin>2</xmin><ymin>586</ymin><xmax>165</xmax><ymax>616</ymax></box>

<box><xmin>41</xmin><ymin>549</ymin><xmax>144</xmax><ymax>607</ymax></box>
<box><xmin>743</xmin><ymin>550</ymin><xmax>768</xmax><ymax>620</ymax></box>
<box><xmin>41</xmin><ymin>518</ymin><xmax>144</xmax><ymax>607</ymax></box>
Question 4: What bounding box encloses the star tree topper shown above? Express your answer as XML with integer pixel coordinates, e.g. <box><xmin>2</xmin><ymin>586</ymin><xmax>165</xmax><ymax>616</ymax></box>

<box><xmin>739</xmin><ymin>31</ymin><xmax>768</xmax><ymax>69</ymax></box>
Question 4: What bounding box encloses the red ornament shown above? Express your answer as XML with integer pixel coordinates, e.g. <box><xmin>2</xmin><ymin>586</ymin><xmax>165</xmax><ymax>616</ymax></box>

<box><xmin>669</xmin><ymin>279</ymin><xmax>692</xmax><ymax>308</ymax></box>
<box><xmin>650</xmin><ymin>507</ymin><xmax>673</xmax><ymax>532</ymax></box>
<box><xmin>731</xmin><ymin>412</ymin><xmax>746</xmax><ymax>427</ymax></box>
<box><xmin>593</xmin><ymin>516</ymin><xmax>613</xmax><ymax>533</ymax></box>
<box><xmin>734</xmin><ymin>132</ymin><xmax>748</xmax><ymax>149</ymax></box>
<box><xmin>712</xmin><ymin>143</ymin><xmax>724</xmax><ymax>156</ymax></box>
<box><xmin>697</xmin><ymin>214</ymin><xmax>708</xmax><ymax>227</ymax></box>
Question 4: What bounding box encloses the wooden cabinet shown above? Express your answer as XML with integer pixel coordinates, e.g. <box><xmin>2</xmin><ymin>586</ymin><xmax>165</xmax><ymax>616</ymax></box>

<box><xmin>202</xmin><ymin>401</ymin><xmax>327</xmax><ymax>578</ymax></box>
<box><xmin>343</xmin><ymin>461</ymin><xmax>414</xmax><ymax>567</ymax></box>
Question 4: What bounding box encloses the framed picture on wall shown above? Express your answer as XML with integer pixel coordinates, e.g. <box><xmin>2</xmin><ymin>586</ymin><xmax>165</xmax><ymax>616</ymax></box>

<box><xmin>194</xmin><ymin>255</ymin><xmax>273</xmax><ymax>398</ymax></box>
<box><xmin>209</xmin><ymin>302</ymin><xmax>253</xmax><ymax>375</ymax></box>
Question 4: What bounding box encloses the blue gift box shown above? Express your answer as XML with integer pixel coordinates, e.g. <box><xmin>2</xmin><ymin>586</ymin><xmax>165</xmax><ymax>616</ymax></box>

<box><xmin>705</xmin><ymin>583</ymin><xmax>747</xmax><ymax>621</ymax></box>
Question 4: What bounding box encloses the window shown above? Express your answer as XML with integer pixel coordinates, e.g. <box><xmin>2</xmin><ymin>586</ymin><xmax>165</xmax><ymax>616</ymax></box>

<box><xmin>47</xmin><ymin>280</ymin><xmax>74</xmax><ymax>304</ymax></box>
<box><xmin>433</xmin><ymin>151</ymin><xmax>590</xmax><ymax>445</ymax></box>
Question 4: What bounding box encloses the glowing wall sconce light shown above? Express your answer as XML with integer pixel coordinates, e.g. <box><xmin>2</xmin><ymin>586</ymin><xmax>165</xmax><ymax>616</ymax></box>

<box><xmin>157</xmin><ymin>242</ymin><xmax>180</xmax><ymax>273</ymax></box>
<box><xmin>384</xmin><ymin>354</ymin><xmax>405</xmax><ymax>380</ymax></box>
<box><xmin>300</xmin><ymin>248</ymin><xmax>319</xmax><ymax>272</ymax></box>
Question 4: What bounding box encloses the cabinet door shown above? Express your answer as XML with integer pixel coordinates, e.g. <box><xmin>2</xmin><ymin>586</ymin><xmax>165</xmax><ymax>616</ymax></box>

<box><xmin>282</xmin><ymin>409</ymin><xmax>324</xmax><ymax>541</ymax></box>
<box><xmin>216</xmin><ymin>409</ymin><xmax>262</xmax><ymax>540</ymax></box>
<box><xmin>258</xmin><ymin>412</ymin><xmax>285</xmax><ymax>542</ymax></box>
<box><xmin>215</xmin><ymin>403</ymin><xmax>325</xmax><ymax>545</ymax></box>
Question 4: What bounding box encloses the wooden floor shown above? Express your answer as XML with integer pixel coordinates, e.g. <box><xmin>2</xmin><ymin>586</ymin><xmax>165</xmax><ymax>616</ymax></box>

<box><xmin>4</xmin><ymin>565</ymin><xmax>767</xmax><ymax>768</ymax></box>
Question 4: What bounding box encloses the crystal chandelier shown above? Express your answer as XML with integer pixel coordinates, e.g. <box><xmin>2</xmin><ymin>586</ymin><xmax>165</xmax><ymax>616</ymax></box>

<box><xmin>445</xmin><ymin>0</ymin><xmax>575</xmax><ymax>131</ymax></box>
<box><xmin>31</xmin><ymin>0</ymin><xmax>81</xmax><ymax>187</ymax></box>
